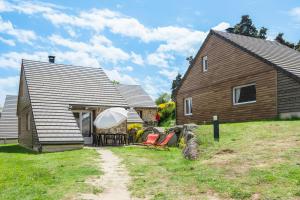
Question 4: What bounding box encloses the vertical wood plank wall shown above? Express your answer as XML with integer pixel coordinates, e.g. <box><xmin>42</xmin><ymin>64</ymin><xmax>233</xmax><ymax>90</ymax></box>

<box><xmin>176</xmin><ymin>34</ymin><xmax>278</xmax><ymax>124</ymax></box>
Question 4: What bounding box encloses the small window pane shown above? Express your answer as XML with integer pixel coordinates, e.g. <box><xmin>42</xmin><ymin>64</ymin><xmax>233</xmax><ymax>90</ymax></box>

<box><xmin>82</xmin><ymin>112</ymin><xmax>91</xmax><ymax>137</ymax></box>
<box><xmin>184</xmin><ymin>98</ymin><xmax>192</xmax><ymax>115</ymax></box>
<box><xmin>234</xmin><ymin>84</ymin><xmax>256</xmax><ymax>104</ymax></box>
<box><xmin>202</xmin><ymin>56</ymin><xmax>208</xmax><ymax>72</ymax></box>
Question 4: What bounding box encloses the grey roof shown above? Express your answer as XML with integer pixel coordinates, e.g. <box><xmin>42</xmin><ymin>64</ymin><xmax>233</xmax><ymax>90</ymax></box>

<box><xmin>22</xmin><ymin>59</ymin><xmax>128</xmax><ymax>144</ymax></box>
<box><xmin>213</xmin><ymin>30</ymin><xmax>300</xmax><ymax>80</ymax></box>
<box><xmin>116</xmin><ymin>84</ymin><xmax>156</xmax><ymax>108</ymax></box>
<box><xmin>127</xmin><ymin>108</ymin><xmax>143</xmax><ymax>123</ymax></box>
<box><xmin>0</xmin><ymin>95</ymin><xmax>18</xmax><ymax>139</ymax></box>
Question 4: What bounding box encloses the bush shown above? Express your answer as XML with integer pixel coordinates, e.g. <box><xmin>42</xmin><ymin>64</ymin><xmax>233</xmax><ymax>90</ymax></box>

<box><xmin>178</xmin><ymin>137</ymin><xmax>186</xmax><ymax>149</ymax></box>
<box><xmin>136</xmin><ymin>129</ymin><xmax>144</xmax><ymax>142</ymax></box>
<box><xmin>158</xmin><ymin>101</ymin><xmax>175</xmax><ymax>127</ymax></box>
<box><xmin>127</xmin><ymin>123</ymin><xmax>142</xmax><ymax>132</ymax></box>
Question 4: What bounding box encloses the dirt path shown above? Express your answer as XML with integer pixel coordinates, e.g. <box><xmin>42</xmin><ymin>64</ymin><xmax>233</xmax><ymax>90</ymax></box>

<box><xmin>75</xmin><ymin>148</ymin><xmax>133</xmax><ymax>200</ymax></box>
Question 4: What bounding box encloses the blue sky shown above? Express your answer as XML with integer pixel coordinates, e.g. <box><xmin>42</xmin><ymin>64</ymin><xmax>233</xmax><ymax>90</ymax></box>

<box><xmin>0</xmin><ymin>0</ymin><xmax>300</xmax><ymax>105</ymax></box>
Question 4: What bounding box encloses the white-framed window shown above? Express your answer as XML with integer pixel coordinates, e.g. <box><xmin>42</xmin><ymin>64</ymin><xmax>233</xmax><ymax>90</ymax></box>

<box><xmin>202</xmin><ymin>56</ymin><xmax>208</xmax><ymax>72</ymax></box>
<box><xmin>233</xmin><ymin>83</ymin><xmax>256</xmax><ymax>105</ymax></box>
<box><xmin>26</xmin><ymin>112</ymin><xmax>30</xmax><ymax>131</ymax></box>
<box><xmin>184</xmin><ymin>97</ymin><xmax>193</xmax><ymax>115</ymax></box>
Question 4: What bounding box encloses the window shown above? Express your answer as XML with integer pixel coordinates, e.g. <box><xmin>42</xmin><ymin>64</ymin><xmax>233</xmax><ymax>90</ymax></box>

<box><xmin>26</xmin><ymin>112</ymin><xmax>31</xmax><ymax>131</ymax></box>
<box><xmin>136</xmin><ymin>110</ymin><xmax>143</xmax><ymax>119</ymax></box>
<box><xmin>202</xmin><ymin>56</ymin><xmax>208</xmax><ymax>72</ymax></box>
<box><xmin>73</xmin><ymin>111</ymin><xmax>93</xmax><ymax>137</ymax></box>
<box><xmin>184</xmin><ymin>98</ymin><xmax>192</xmax><ymax>115</ymax></box>
<box><xmin>233</xmin><ymin>83</ymin><xmax>256</xmax><ymax>105</ymax></box>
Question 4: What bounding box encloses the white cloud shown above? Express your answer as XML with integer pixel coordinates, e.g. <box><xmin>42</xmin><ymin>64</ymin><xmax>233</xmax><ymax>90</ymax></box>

<box><xmin>49</xmin><ymin>34</ymin><xmax>130</xmax><ymax>64</ymax></box>
<box><xmin>289</xmin><ymin>7</ymin><xmax>300</xmax><ymax>21</ymax></box>
<box><xmin>65</xmin><ymin>26</ymin><xmax>77</xmax><ymax>37</ymax></box>
<box><xmin>126</xmin><ymin>66</ymin><xmax>133</xmax><ymax>71</ymax></box>
<box><xmin>105</xmin><ymin>69</ymin><xmax>138</xmax><ymax>85</ymax></box>
<box><xmin>0</xmin><ymin>36</ymin><xmax>15</xmax><ymax>46</ymax></box>
<box><xmin>0</xmin><ymin>0</ymin><xmax>62</xmax><ymax>14</ymax></box>
<box><xmin>0</xmin><ymin>51</ymin><xmax>48</xmax><ymax>69</ymax></box>
<box><xmin>146</xmin><ymin>52</ymin><xmax>174</xmax><ymax>68</ymax></box>
<box><xmin>212</xmin><ymin>22</ymin><xmax>230</xmax><ymax>31</ymax></box>
<box><xmin>114</xmin><ymin>66</ymin><xmax>134</xmax><ymax>72</ymax></box>
<box><xmin>130</xmin><ymin>52</ymin><xmax>144</xmax><ymax>65</ymax></box>
<box><xmin>159</xmin><ymin>68</ymin><xmax>178</xmax><ymax>80</ymax></box>
<box><xmin>90</xmin><ymin>35</ymin><xmax>112</xmax><ymax>46</ymax></box>
<box><xmin>11</xmin><ymin>4</ymin><xmax>219</xmax><ymax>54</ymax></box>
<box><xmin>54</xmin><ymin>51</ymin><xmax>101</xmax><ymax>68</ymax></box>
<box><xmin>0</xmin><ymin>16</ymin><xmax>37</xmax><ymax>44</ymax></box>
<box><xmin>0</xmin><ymin>76</ymin><xmax>19</xmax><ymax>106</ymax></box>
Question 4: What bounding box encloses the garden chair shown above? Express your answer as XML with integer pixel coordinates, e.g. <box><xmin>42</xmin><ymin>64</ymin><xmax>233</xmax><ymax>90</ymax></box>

<box><xmin>155</xmin><ymin>132</ymin><xmax>175</xmax><ymax>150</ymax></box>
<box><xmin>142</xmin><ymin>133</ymin><xmax>160</xmax><ymax>146</ymax></box>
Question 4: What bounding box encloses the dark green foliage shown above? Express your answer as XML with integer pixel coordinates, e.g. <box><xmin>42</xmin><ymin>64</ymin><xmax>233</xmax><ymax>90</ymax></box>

<box><xmin>294</xmin><ymin>40</ymin><xmax>300</xmax><ymax>52</ymax></box>
<box><xmin>171</xmin><ymin>73</ymin><xmax>182</xmax><ymax>101</ymax></box>
<box><xmin>155</xmin><ymin>93</ymin><xmax>171</xmax><ymax>105</ymax></box>
<box><xmin>227</xmin><ymin>15</ymin><xmax>300</xmax><ymax>52</ymax></box>
<box><xmin>111</xmin><ymin>80</ymin><xmax>120</xmax><ymax>85</ymax></box>
<box><xmin>226</xmin><ymin>15</ymin><xmax>268</xmax><ymax>39</ymax></box>
<box><xmin>275</xmin><ymin>33</ymin><xmax>295</xmax><ymax>49</ymax></box>
<box><xmin>258</xmin><ymin>27</ymin><xmax>268</xmax><ymax>39</ymax></box>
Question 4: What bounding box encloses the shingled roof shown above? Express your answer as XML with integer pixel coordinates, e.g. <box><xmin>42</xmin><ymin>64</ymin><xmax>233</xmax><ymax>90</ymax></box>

<box><xmin>0</xmin><ymin>95</ymin><xmax>18</xmax><ymax>139</ymax></box>
<box><xmin>116</xmin><ymin>84</ymin><xmax>156</xmax><ymax>108</ymax></box>
<box><xmin>127</xmin><ymin>108</ymin><xmax>143</xmax><ymax>123</ymax></box>
<box><xmin>22</xmin><ymin>59</ymin><xmax>128</xmax><ymax>144</ymax></box>
<box><xmin>212</xmin><ymin>30</ymin><xmax>300</xmax><ymax>81</ymax></box>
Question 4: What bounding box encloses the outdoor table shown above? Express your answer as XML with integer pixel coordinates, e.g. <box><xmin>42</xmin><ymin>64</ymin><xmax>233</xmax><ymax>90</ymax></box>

<box><xmin>94</xmin><ymin>133</ymin><xmax>128</xmax><ymax>146</ymax></box>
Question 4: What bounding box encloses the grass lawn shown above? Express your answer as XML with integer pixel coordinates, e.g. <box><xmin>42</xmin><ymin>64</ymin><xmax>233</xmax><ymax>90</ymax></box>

<box><xmin>0</xmin><ymin>145</ymin><xmax>101</xmax><ymax>200</ymax></box>
<box><xmin>111</xmin><ymin>120</ymin><xmax>300</xmax><ymax>200</ymax></box>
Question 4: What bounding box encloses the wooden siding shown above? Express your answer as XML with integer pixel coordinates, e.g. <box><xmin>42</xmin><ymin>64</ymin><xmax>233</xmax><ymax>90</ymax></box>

<box><xmin>277</xmin><ymin>71</ymin><xmax>300</xmax><ymax>114</ymax></box>
<box><xmin>18</xmin><ymin>71</ymin><xmax>39</xmax><ymax>149</ymax></box>
<box><xmin>176</xmin><ymin>34</ymin><xmax>278</xmax><ymax>124</ymax></box>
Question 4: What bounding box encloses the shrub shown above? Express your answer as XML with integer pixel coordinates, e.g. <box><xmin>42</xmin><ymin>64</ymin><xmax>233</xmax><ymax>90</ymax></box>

<box><xmin>127</xmin><ymin>123</ymin><xmax>142</xmax><ymax>132</ymax></box>
<box><xmin>158</xmin><ymin>101</ymin><xmax>176</xmax><ymax>127</ymax></box>
<box><xmin>136</xmin><ymin>129</ymin><xmax>144</xmax><ymax>142</ymax></box>
<box><xmin>178</xmin><ymin>137</ymin><xmax>186</xmax><ymax>149</ymax></box>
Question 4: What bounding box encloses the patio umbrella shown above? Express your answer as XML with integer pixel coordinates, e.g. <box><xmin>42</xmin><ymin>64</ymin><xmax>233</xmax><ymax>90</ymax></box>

<box><xmin>94</xmin><ymin>107</ymin><xmax>129</xmax><ymax>129</ymax></box>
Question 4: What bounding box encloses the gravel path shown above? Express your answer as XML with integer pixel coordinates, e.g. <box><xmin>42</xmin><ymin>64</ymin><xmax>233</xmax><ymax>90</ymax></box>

<box><xmin>74</xmin><ymin>148</ymin><xmax>133</xmax><ymax>200</ymax></box>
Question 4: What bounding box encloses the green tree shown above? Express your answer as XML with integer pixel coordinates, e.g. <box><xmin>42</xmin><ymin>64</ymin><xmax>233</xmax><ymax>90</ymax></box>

<box><xmin>295</xmin><ymin>40</ymin><xmax>300</xmax><ymax>52</ymax></box>
<box><xmin>275</xmin><ymin>33</ymin><xmax>295</xmax><ymax>49</ymax></box>
<box><xmin>111</xmin><ymin>80</ymin><xmax>120</xmax><ymax>85</ymax></box>
<box><xmin>171</xmin><ymin>73</ymin><xmax>182</xmax><ymax>100</ymax></box>
<box><xmin>226</xmin><ymin>15</ymin><xmax>267</xmax><ymax>39</ymax></box>
<box><xmin>155</xmin><ymin>93</ymin><xmax>171</xmax><ymax>105</ymax></box>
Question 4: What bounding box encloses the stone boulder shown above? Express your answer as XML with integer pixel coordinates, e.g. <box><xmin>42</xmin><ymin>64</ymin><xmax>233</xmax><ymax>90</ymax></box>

<box><xmin>182</xmin><ymin>124</ymin><xmax>199</xmax><ymax>160</ymax></box>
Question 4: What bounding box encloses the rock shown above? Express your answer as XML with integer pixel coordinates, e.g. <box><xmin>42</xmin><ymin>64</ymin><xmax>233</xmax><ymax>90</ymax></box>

<box><xmin>182</xmin><ymin>124</ymin><xmax>199</xmax><ymax>160</ymax></box>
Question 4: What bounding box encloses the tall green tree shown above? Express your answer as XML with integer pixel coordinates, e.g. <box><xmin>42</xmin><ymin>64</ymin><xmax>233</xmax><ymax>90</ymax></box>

<box><xmin>275</xmin><ymin>33</ymin><xmax>295</xmax><ymax>49</ymax></box>
<box><xmin>171</xmin><ymin>73</ymin><xmax>182</xmax><ymax>100</ymax></box>
<box><xmin>226</xmin><ymin>15</ymin><xmax>268</xmax><ymax>39</ymax></box>
<box><xmin>155</xmin><ymin>93</ymin><xmax>171</xmax><ymax>105</ymax></box>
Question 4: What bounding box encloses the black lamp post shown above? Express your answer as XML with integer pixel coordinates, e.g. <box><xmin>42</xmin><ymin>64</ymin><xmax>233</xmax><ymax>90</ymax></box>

<box><xmin>213</xmin><ymin>115</ymin><xmax>219</xmax><ymax>141</ymax></box>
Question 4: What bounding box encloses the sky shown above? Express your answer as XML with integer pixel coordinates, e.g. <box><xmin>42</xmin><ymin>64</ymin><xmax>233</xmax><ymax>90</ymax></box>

<box><xmin>0</xmin><ymin>0</ymin><xmax>300</xmax><ymax>106</ymax></box>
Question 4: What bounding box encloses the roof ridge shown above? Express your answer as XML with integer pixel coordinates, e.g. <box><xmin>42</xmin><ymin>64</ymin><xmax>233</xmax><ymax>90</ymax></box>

<box><xmin>22</xmin><ymin>59</ymin><xmax>103</xmax><ymax>70</ymax></box>
<box><xmin>212</xmin><ymin>30</ymin><xmax>300</xmax><ymax>53</ymax></box>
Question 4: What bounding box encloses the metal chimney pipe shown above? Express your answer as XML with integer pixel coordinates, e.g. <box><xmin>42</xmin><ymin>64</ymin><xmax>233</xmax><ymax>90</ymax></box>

<box><xmin>48</xmin><ymin>56</ymin><xmax>55</xmax><ymax>63</ymax></box>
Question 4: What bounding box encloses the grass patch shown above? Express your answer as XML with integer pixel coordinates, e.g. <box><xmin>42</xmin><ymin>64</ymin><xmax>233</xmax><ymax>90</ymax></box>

<box><xmin>0</xmin><ymin>145</ymin><xmax>101</xmax><ymax>200</ymax></box>
<box><xmin>111</xmin><ymin>120</ymin><xmax>300</xmax><ymax>199</ymax></box>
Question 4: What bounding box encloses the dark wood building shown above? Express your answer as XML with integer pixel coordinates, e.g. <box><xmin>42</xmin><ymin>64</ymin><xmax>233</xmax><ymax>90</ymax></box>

<box><xmin>175</xmin><ymin>30</ymin><xmax>300</xmax><ymax>124</ymax></box>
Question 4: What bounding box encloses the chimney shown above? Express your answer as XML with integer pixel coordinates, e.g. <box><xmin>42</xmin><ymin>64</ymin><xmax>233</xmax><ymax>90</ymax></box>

<box><xmin>48</xmin><ymin>55</ymin><xmax>55</xmax><ymax>63</ymax></box>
